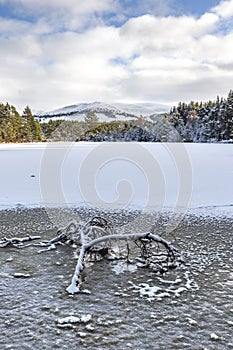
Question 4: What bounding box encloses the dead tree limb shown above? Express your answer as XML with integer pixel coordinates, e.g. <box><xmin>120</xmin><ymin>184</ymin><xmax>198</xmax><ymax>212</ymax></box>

<box><xmin>37</xmin><ymin>220</ymin><xmax>80</xmax><ymax>252</ymax></box>
<box><xmin>0</xmin><ymin>216</ymin><xmax>180</xmax><ymax>295</ymax></box>
<box><xmin>66</xmin><ymin>231</ymin><xmax>178</xmax><ymax>294</ymax></box>
<box><xmin>0</xmin><ymin>235</ymin><xmax>41</xmax><ymax>248</ymax></box>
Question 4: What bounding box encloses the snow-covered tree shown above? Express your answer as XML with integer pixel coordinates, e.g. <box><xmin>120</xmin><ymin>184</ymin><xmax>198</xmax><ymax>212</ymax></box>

<box><xmin>168</xmin><ymin>90</ymin><xmax>233</xmax><ymax>143</ymax></box>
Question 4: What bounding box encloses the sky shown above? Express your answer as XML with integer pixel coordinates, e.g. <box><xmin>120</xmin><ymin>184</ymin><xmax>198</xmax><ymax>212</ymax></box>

<box><xmin>0</xmin><ymin>0</ymin><xmax>233</xmax><ymax>112</ymax></box>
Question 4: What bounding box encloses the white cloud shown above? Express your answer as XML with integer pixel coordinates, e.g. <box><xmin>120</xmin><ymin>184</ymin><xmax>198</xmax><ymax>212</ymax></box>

<box><xmin>1</xmin><ymin>1</ymin><xmax>233</xmax><ymax>111</ymax></box>
<box><xmin>119</xmin><ymin>13</ymin><xmax>219</xmax><ymax>57</ymax></box>
<box><xmin>197</xmin><ymin>12</ymin><xmax>219</xmax><ymax>31</ymax></box>
<box><xmin>0</xmin><ymin>0</ymin><xmax>114</xmax><ymax>14</ymax></box>
<box><xmin>0</xmin><ymin>16</ymin><xmax>52</xmax><ymax>37</ymax></box>
<box><xmin>0</xmin><ymin>21</ymin><xmax>130</xmax><ymax>110</ymax></box>
<box><xmin>115</xmin><ymin>12</ymin><xmax>233</xmax><ymax>103</ymax></box>
<box><xmin>212</xmin><ymin>0</ymin><xmax>233</xmax><ymax>18</ymax></box>
<box><xmin>0</xmin><ymin>0</ymin><xmax>116</xmax><ymax>31</ymax></box>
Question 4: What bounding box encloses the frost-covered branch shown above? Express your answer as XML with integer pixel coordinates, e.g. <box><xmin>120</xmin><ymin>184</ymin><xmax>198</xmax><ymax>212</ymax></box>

<box><xmin>37</xmin><ymin>220</ymin><xmax>80</xmax><ymax>252</ymax></box>
<box><xmin>0</xmin><ymin>216</ymin><xmax>180</xmax><ymax>295</ymax></box>
<box><xmin>66</xmin><ymin>244</ymin><xmax>87</xmax><ymax>294</ymax></box>
<box><xmin>0</xmin><ymin>235</ymin><xmax>41</xmax><ymax>248</ymax></box>
<box><xmin>86</xmin><ymin>232</ymin><xmax>177</xmax><ymax>256</ymax></box>
<box><xmin>38</xmin><ymin>232</ymin><xmax>70</xmax><ymax>252</ymax></box>
<box><xmin>66</xmin><ymin>228</ymin><xmax>178</xmax><ymax>294</ymax></box>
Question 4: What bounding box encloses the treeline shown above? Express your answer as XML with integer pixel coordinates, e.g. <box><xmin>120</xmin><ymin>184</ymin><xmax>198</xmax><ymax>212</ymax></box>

<box><xmin>167</xmin><ymin>90</ymin><xmax>233</xmax><ymax>142</ymax></box>
<box><xmin>0</xmin><ymin>103</ymin><xmax>43</xmax><ymax>142</ymax></box>
<box><xmin>40</xmin><ymin>118</ymin><xmax>159</xmax><ymax>142</ymax></box>
<box><xmin>40</xmin><ymin>115</ymin><xmax>177</xmax><ymax>142</ymax></box>
<box><xmin>1</xmin><ymin>90</ymin><xmax>233</xmax><ymax>143</ymax></box>
<box><xmin>77</xmin><ymin>119</ymin><xmax>158</xmax><ymax>142</ymax></box>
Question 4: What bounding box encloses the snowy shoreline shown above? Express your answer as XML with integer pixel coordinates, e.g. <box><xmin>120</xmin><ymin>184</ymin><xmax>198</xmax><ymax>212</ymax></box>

<box><xmin>0</xmin><ymin>142</ymin><xmax>233</xmax><ymax>217</ymax></box>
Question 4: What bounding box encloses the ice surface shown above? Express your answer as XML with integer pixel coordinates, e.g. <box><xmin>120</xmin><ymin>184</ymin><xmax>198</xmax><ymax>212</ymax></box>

<box><xmin>0</xmin><ymin>142</ymin><xmax>232</xmax><ymax>217</ymax></box>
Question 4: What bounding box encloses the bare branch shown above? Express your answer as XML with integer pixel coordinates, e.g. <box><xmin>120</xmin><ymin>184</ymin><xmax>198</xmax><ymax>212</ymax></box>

<box><xmin>0</xmin><ymin>216</ymin><xmax>180</xmax><ymax>295</ymax></box>
<box><xmin>66</xmin><ymin>230</ymin><xmax>178</xmax><ymax>294</ymax></box>
<box><xmin>0</xmin><ymin>235</ymin><xmax>41</xmax><ymax>248</ymax></box>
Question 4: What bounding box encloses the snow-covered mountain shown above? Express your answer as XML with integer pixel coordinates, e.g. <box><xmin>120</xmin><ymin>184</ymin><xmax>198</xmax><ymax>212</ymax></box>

<box><xmin>36</xmin><ymin>101</ymin><xmax>170</xmax><ymax>122</ymax></box>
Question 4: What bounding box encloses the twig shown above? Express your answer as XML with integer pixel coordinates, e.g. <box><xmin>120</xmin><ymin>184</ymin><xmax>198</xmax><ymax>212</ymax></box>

<box><xmin>39</xmin><ymin>232</ymin><xmax>68</xmax><ymax>247</ymax></box>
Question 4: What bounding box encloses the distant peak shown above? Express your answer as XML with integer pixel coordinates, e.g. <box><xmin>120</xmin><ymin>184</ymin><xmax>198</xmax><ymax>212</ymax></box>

<box><xmin>36</xmin><ymin>101</ymin><xmax>170</xmax><ymax>121</ymax></box>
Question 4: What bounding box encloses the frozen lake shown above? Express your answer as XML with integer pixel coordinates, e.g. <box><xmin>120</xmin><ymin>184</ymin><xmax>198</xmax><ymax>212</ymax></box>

<box><xmin>0</xmin><ymin>142</ymin><xmax>233</xmax><ymax>349</ymax></box>
<box><xmin>0</xmin><ymin>142</ymin><xmax>233</xmax><ymax>215</ymax></box>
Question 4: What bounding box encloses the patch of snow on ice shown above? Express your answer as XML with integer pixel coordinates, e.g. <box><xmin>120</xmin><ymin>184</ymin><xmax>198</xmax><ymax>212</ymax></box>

<box><xmin>80</xmin><ymin>314</ymin><xmax>92</xmax><ymax>323</ymax></box>
<box><xmin>210</xmin><ymin>333</ymin><xmax>220</xmax><ymax>341</ymax></box>
<box><xmin>58</xmin><ymin>316</ymin><xmax>80</xmax><ymax>324</ymax></box>
<box><xmin>57</xmin><ymin>314</ymin><xmax>92</xmax><ymax>325</ymax></box>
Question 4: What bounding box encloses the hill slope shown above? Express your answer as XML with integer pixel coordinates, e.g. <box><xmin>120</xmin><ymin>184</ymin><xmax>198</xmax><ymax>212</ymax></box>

<box><xmin>36</xmin><ymin>101</ymin><xmax>170</xmax><ymax>122</ymax></box>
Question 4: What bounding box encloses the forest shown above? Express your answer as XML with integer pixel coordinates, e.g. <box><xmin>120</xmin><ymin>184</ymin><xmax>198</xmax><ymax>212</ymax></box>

<box><xmin>167</xmin><ymin>89</ymin><xmax>233</xmax><ymax>142</ymax></box>
<box><xmin>0</xmin><ymin>103</ymin><xmax>43</xmax><ymax>142</ymax></box>
<box><xmin>1</xmin><ymin>90</ymin><xmax>233</xmax><ymax>143</ymax></box>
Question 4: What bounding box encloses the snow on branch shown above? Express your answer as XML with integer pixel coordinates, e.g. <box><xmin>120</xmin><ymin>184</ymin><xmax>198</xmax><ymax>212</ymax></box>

<box><xmin>66</xmin><ymin>217</ymin><xmax>179</xmax><ymax>294</ymax></box>
<box><xmin>0</xmin><ymin>216</ymin><xmax>180</xmax><ymax>295</ymax></box>
<box><xmin>0</xmin><ymin>235</ymin><xmax>41</xmax><ymax>248</ymax></box>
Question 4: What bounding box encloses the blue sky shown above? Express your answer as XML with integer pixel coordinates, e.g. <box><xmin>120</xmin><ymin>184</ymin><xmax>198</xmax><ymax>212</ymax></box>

<box><xmin>0</xmin><ymin>1</ymin><xmax>223</xmax><ymax>26</ymax></box>
<box><xmin>172</xmin><ymin>0</ymin><xmax>220</xmax><ymax>16</ymax></box>
<box><xmin>0</xmin><ymin>0</ymin><xmax>233</xmax><ymax>111</ymax></box>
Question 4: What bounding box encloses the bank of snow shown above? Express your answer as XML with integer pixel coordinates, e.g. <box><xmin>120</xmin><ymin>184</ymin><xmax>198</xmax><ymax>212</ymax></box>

<box><xmin>0</xmin><ymin>142</ymin><xmax>232</xmax><ymax>217</ymax></box>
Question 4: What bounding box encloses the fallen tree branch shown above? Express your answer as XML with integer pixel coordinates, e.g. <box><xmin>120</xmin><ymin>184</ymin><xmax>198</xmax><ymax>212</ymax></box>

<box><xmin>0</xmin><ymin>235</ymin><xmax>41</xmax><ymax>248</ymax></box>
<box><xmin>66</xmin><ymin>230</ymin><xmax>178</xmax><ymax>294</ymax></box>
<box><xmin>37</xmin><ymin>220</ymin><xmax>80</xmax><ymax>251</ymax></box>
<box><xmin>0</xmin><ymin>216</ymin><xmax>180</xmax><ymax>295</ymax></box>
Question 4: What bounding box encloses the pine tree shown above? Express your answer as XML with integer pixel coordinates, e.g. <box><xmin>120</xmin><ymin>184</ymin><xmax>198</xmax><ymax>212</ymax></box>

<box><xmin>226</xmin><ymin>90</ymin><xmax>233</xmax><ymax>140</ymax></box>
<box><xmin>84</xmin><ymin>111</ymin><xmax>99</xmax><ymax>125</ymax></box>
<box><xmin>22</xmin><ymin>106</ymin><xmax>43</xmax><ymax>141</ymax></box>
<box><xmin>0</xmin><ymin>103</ymin><xmax>23</xmax><ymax>142</ymax></box>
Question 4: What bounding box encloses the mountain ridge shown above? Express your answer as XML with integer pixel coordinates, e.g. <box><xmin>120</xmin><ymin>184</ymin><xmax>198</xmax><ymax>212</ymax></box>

<box><xmin>36</xmin><ymin>101</ymin><xmax>170</xmax><ymax>122</ymax></box>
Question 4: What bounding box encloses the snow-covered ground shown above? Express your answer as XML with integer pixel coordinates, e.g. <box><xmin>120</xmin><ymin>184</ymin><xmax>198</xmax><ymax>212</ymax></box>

<box><xmin>0</xmin><ymin>142</ymin><xmax>232</xmax><ymax>217</ymax></box>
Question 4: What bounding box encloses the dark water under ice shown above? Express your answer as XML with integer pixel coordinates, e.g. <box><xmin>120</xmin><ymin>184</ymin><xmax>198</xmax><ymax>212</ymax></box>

<box><xmin>0</xmin><ymin>207</ymin><xmax>233</xmax><ymax>350</ymax></box>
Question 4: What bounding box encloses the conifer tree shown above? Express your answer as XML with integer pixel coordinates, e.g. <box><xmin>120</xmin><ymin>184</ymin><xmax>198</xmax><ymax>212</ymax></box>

<box><xmin>22</xmin><ymin>106</ymin><xmax>43</xmax><ymax>141</ymax></box>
